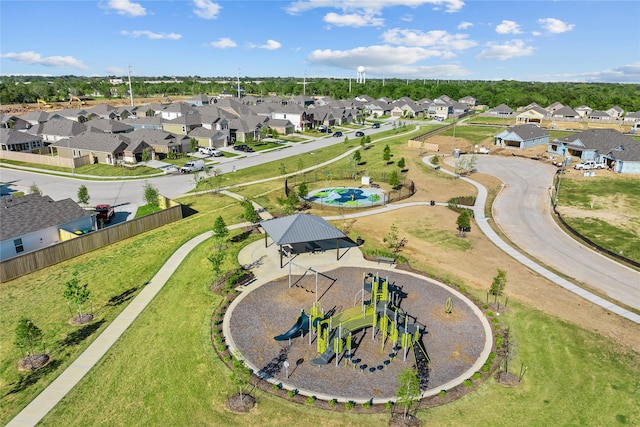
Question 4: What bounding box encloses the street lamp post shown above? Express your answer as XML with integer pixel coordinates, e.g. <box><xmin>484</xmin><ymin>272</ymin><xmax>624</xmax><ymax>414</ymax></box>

<box><xmin>451</xmin><ymin>121</ymin><xmax>456</xmax><ymax>155</ymax></box>
<box><xmin>553</xmin><ymin>156</ymin><xmax>566</xmax><ymax>208</ymax></box>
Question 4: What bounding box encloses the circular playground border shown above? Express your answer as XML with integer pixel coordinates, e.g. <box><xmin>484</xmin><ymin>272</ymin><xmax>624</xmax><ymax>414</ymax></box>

<box><xmin>223</xmin><ymin>266</ymin><xmax>493</xmax><ymax>405</ymax></box>
<box><xmin>306</xmin><ymin>187</ymin><xmax>386</xmax><ymax>208</ymax></box>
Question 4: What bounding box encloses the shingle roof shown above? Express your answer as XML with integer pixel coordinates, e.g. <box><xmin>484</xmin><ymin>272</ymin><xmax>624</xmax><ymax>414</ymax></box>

<box><xmin>52</xmin><ymin>131</ymin><xmax>130</xmax><ymax>153</ymax></box>
<box><xmin>0</xmin><ymin>194</ymin><xmax>93</xmax><ymax>241</ymax></box>
<box><xmin>1</xmin><ymin>128</ymin><xmax>42</xmax><ymax>145</ymax></box>
<box><xmin>260</xmin><ymin>214</ymin><xmax>345</xmax><ymax>245</ymax></box>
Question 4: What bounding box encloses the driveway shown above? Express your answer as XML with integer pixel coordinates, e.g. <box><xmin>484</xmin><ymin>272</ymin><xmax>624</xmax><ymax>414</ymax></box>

<box><xmin>474</xmin><ymin>156</ymin><xmax>639</xmax><ymax>310</ymax></box>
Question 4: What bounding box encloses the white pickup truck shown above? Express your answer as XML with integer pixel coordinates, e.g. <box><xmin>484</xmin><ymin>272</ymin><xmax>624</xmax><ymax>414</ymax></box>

<box><xmin>574</xmin><ymin>160</ymin><xmax>606</xmax><ymax>170</ymax></box>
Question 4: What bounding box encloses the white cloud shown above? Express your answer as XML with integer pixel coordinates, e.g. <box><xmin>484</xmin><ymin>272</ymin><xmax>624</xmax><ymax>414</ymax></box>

<box><xmin>308</xmin><ymin>45</ymin><xmax>449</xmax><ymax>69</ymax></box>
<box><xmin>324</xmin><ymin>12</ymin><xmax>384</xmax><ymax>27</ymax></box>
<box><xmin>106</xmin><ymin>0</ymin><xmax>146</xmax><ymax>17</ymax></box>
<box><xmin>1</xmin><ymin>51</ymin><xmax>89</xmax><ymax>70</ymax></box>
<box><xmin>457</xmin><ymin>21</ymin><xmax>473</xmax><ymax>30</ymax></box>
<box><xmin>495</xmin><ymin>20</ymin><xmax>522</xmax><ymax>35</ymax></box>
<box><xmin>248</xmin><ymin>40</ymin><xmax>282</xmax><ymax>50</ymax></box>
<box><xmin>193</xmin><ymin>0</ymin><xmax>221</xmax><ymax>19</ymax></box>
<box><xmin>106</xmin><ymin>66</ymin><xmax>126</xmax><ymax>74</ymax></box>
<box><xmin>286</xmin><ymin>0</ymin><xmax>465</xmax><ymax>15</ymax></box>
<box><xmin>209</xmin><ymin>37</ymin><xmax>237</xmax><ymax>48</ymax></box>
<box><xmin>477</xmin><ymin>40</ymin><xmax>534</xmax><ymax>60</ymax></box>
<box><xmin>120</xmin><ymin>30</ymin><xmax>182</xmax><ymax>40</ymax></box>
<box><xmin>538</xmin><ymin>18</ymin><xmax>574</xmax><ymax>34</ymax></box>
<box><xmin>382</xmin><ymin>28</ymin><xmax>477</xmax><ymax>50</ymax></box>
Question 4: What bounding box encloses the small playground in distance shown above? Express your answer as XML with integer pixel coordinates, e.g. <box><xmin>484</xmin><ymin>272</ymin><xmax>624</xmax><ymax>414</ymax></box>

<box><xmin>306</xmin><ymin>187</ymin><xmax>386</xmax><ymax>208</ymax></box>
<box><xmin>227</xmin><ymin>266</ymin><xmax>489</xmax><ymax>402</ymax></box>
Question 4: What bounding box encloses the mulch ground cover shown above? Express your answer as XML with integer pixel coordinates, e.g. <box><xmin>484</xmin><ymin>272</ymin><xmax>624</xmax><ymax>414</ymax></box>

<box><xmin>228</xmin><ymin>267</ymin><xmax>487</xmax><ymax>401</ymax></box>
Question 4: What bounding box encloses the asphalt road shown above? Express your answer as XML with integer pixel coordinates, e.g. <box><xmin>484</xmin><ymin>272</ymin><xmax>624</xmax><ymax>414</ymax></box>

<box><xmin>474</xmin><ymin>156</ymin><xmax>639</xmax><ymax>310</ymax></box>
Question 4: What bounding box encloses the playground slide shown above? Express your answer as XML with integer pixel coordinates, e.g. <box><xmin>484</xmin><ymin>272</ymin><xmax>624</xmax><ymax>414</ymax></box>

<box><xmin>310</xmin><ymin>347</ymin><xmax>335</xmax><ymax>366</ymax></box>
<box><xmin>274</xmin><ymin>311</ymin><xmax>310</xmax><ymax>341</ymax></box>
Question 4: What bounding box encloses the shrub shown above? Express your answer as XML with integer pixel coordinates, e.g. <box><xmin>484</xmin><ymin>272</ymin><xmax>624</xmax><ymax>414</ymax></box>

<box><xmin>329</xmin><ymin>399</ymin><xmax>337</xmax><ymax>408</ymax></box>
<box><xmin>362</xmin><ymin>401</ymin><xmax>371</xmax><ymax>409</ymax></box>
<box><xmin>384</xmin><ymin>401</ymin><xmax>393</xmax><ymax>410</ymax></box>
<box><xmin>272</xmin><ymin>383</ymin><xmax>281</xmax><ymax>391</ymax></box>
<box><xmin>481</xmin><ymin>364</ymin><xmax>491</xmax><ymax>372</ymax></box>
<box><xmin>473</xmin><ymin>372</ymin><xmax>482</xmax><ymax>380</ymax></box>
<box><xmin>224</xmin><ymin>355</ymin><xmax>232</xmax><ymax>362</ymax></box>
<box><xmin>486</xmin><ymin>311</ymin><xmax>494</xmax><ymax>317</ymax></box>
<box><xmin>287</xmin><ymin>389</ymin><xmax>297</xmax><ymax>398</ymax></box>
<box><xmin>217</xmin><ymin>345</ymin><xmax>226</xmax><ymax>352</ymax></box>
<box><xmin>345</xmin><ymin>401</ymin><xmax>355</xmax><ymax>411</ymax></box>
<box><xmin>306</xmin><ymin>396</ymin><xmax>316</xmax><ymax>405</ymax></box>
<box><xmin>463</xmin><ymin>379</ymin><xmax>473</xmax><ymax>387</ymax></box>
<box><xmin>215</xmin><ymin>336</ymin><xmax>223</xmax><ymax>344</ymax></box>
<box><xmin>439</xmin><ymin>390</ymin><xmax>447</xmax><ymax>397</ymax></box>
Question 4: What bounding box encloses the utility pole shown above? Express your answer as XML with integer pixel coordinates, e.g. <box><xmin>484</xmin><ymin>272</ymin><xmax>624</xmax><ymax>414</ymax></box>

<box><xmin>237</xmin><ymin>69</ymin><xmax>241</xmax><ymax>99</ymax></box>
<box><xmin>127</xmin><ymin>65</ymin><xmax>134</xmax><ymax>107</ymax></box>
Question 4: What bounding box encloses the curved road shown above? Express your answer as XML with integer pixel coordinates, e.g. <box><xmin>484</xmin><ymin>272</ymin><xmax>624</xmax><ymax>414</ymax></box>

<box><xmin>474</xmin><ymin>156</ymin><xmax>639</xmax><ymax>310</ymax></box>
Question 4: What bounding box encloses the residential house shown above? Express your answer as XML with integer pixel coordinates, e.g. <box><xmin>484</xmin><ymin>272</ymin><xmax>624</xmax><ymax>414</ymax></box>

<box><xmin>588</xmin><ymin>110</ymin><xmax>612</xmax><ymax>121</ymax></box>
<box><xmin>128</xmin><ymin>129</ymin><xmax>191</xmax><ymax>158</ymax></box>
<box><xmin>53</xmin><ymin>108</ymin><xmax>94</xmax><ymax>123</ymax></box>
<box><xmin>228</xmin><ymin>116</ymin><xmax>266</xmax><ymax>143</ymax></box>
<box><xmin>269</xmin><ymin>104</ymin><xmax>312</xmax><ymax>131</ymax></box>
<box><xmin>547</xmin><ymin>129</ymin><xmax>640</xmax><ymax>173</ymax></box>
<box><xmin>52</xmin><ymin>131</ymin><xmax>130</xmax><ymax>165</ymax></box>
<box><xmin>574</xmin><ymin>105</ymin><xmax>593</xmax><ymax>118</ymax></box>
<box><xmin>29</xmin><ymin>117</ymin><xmax>87</xmax><ymax>144</ymax></box>
<box><xmin>623</xmin><ymin>111</ymin><xmax>640</xmax><ymax>124</ymax></box>
<box><xmin>516</xmin><ymin>105</ymin><xmax>547</xmax><ymax>124</ymax></box>
<box><xmin>0</xmin><ymin>194</ymin><xmax>96</xmax><ymax>262</ymax></box>
<box><xmin>545</xmin><ymin>102</ymin><xmax>564</xmax><ymax>114</ymax></box>
<box><xmin>606</xmin><ymin>106</ymin><xmax>624</xmax><ymax>118</ymax></box>
<box><xmin>88</xmin><ymin>104</ymin><xmax>119</xmax><ymax>120</ymax></box>
<box><xmin>160</xmin><ymin>102</ymin><xmax>197</xmax><ymax>120</ymax></box>
<box><xmin>162</xmin><ymin>113</ymin><xmax>202</xmax><ymax>135</ymax></box>
<box><xmin>0</xmin><ymin>128</ymin><xmax>45</xmax><ymax>152</ymax></box>
<box><xmin>459</xmin><ymin>96</ymin><xmax>477</xmax><ymax>107</ymax></box>
<box><xmin>86</xmin><ymin>119</ymin><xmax>134</xmax><ymax>134</ymax></box>
<box><xmin>264</xmin><ymin>118</ymin><xmax>295</xmax><ymax>136</ymax></box>
<box><xmin>391</xmin><ymin>97</ymin><xmax>423</xmax><ymax>118</ymax></box>
<box><xmin>494</xmin><ymin>124</ymin><xmax>549</xmax><ymax>149</ymax></box>
<box><xmin>551</xmin><ymin>106</ymin><xmax>580</xmax><ymax>120</ymax></box>
<box><xmin>187</xmin><ymin>127</ymin><xmax>229</xmax><ymax>149</ymax></box>
<box><xmin>18</xmin><ymin>110</ymin><xmax>55</xmax><ymax>127</ymax></box>
<box><xmin>187</xmin><ymin>94</ymin><xmax>214</xmax><ymax>106</ymax></box>
<box><xmin>484</xmin><ymin>103</ymin><xmax>514</xmax><ymax>117</ymax></box>
<box><xmin>1</xmin><ymin>114</ymin><xmax>30</xmax><ymax>130</ymax></box>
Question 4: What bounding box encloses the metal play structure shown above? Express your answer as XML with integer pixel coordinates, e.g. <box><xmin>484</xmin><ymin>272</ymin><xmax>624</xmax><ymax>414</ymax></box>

<box><xmin>274</xmin><ymin>272</ymin><xmax>430</xmax><ymax>387</ymax></box>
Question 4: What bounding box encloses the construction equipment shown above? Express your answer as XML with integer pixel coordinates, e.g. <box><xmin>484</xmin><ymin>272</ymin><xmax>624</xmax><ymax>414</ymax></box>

<box><xmin>37</xmin><ymin>99</ymin><xmax>53</xmax><ymax>109</ymax></box>
<box><xmin>69</xmin><ymin>96</ymin><xmax>85</xmax><ymax>107</ymax></box>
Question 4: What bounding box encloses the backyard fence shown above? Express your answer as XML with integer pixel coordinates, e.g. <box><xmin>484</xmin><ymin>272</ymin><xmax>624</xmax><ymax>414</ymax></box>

<box><xmin>0</xmin><ymin>203</ymin><xmax>184</xmax><ymax>282</ymax></box>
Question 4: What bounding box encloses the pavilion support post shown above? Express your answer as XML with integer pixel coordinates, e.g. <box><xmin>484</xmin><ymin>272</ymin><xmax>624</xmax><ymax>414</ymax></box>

<box><xmin>280</xmin><ymin>244</ymin><xmax>283</xmax><ymax>268</ymax></box>
<box><xmin>264</xmin><ymin>232</ymin><xmax>268</xmax><ymax>247</ymax></box>
<box><xmin>336</xmin><ymin>238</ymin><xmax>339</xmax><ymax>260</ymax></box>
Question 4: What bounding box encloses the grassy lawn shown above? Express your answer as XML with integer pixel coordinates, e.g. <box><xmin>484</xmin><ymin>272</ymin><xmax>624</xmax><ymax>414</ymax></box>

<box><xmin>442</xmin><ymin>125</ymin><xmax>503</xmax><ymax>147</ymax></box>
<box><xmin>0</xmin><ymin>159</ymin><xmax>160</xmax><ymax>177</ymax></box>
<box><xmin>557</xmin><ymin>176</ymin><xmax>640</xmax><ymax>263</ymax></box>
<box><xmin>2</xmin><ymin>123</ymin><xmax>639</xmax><ymax>426</ymax></box>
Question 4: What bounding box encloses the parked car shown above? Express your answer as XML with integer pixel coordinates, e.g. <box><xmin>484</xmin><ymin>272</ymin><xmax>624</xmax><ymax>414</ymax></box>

<box><xmin>95</xmin><ymin>204</ymin><xmax>114</xmax><ymax>223</ymax></box>
<box><xmin>180</xmin><ymin>159</ymin><xmax>206</xmax><ymax>173</ymax></box>
<box><xmin>318</xmin><ymin>125</ymin><xmax>328</xmax><ymax>132</ymax></box>
<box><xmin>355</xmin><ymin>131</ymin><xmax>365</xmax><ymax>137</ymax></box>
<box><xmin>333</xmin><ymin>131</ymin><xmax>343</xmax><ymax>137</ymax></box>
<box><xmin>371</xmin><ymin>123</ymin><xmax>381</xmax><ymax>128</ymax></box>
<box><xmin>574</xmin><ymin>160</ymin><xmax>606</xmax><ymax>170</ymax></box>
<box><xmin>233</xmin><ymin>144</ymin><xmax>254</xmax><ymax>152</ymax></box>
<box><xmin>198</xmin><ymin>146</ymin><xmax>223</xmax><ymax>157</ymax></box>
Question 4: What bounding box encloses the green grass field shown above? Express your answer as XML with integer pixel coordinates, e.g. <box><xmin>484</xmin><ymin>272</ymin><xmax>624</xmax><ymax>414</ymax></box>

<box><xmin>2</xmin><ymin>123</ymin><xmax>639</xmax><ymax>426</ymax></box>
<box><xmin>557</xmin><ymin>177</ymin><xmax>640</xmax><ymax>263</ymax></box>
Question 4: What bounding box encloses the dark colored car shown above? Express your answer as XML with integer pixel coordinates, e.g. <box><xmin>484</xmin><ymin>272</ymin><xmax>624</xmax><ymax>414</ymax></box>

<box><xmin>371</xmin><ymin>123</ymin><xmax>381</xmax><ymax>129</ymax></box>
<box><xmin>333</xmin><ymin>131</ymin><xmax>343</xmax><ymax>137</ymax></box>
<box><xmin>355</xmin><ymin>131</ymin><xmax>365</xmax><ymax>137</ymax></box>
<box><xmin>233</xmin><ymin>144</ymin><xmax>254</xmax><ymax>152</ymax></box>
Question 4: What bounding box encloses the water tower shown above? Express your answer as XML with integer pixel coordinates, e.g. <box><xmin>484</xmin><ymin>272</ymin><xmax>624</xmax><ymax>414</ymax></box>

<box><xmin>357</xmin><ymin>66</ymin><xmax>366</xmax><ymax>84</ymax></box>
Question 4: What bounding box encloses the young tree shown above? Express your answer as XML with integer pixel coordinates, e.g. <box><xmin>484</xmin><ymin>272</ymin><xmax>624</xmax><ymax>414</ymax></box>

<box><xmin>212</xmin><ymin>215</ymin><xmax>229</xmax><ymax>248</ymax></box>
<box><xmin>383</xmin><ymin>144</ymin><xmax>391</xmax><ymax>163</ymax></box>
<box><xmin>388</xmin><ymin>170</ymin><xmax>400</xmax><ymax>188</ymax></box>
<box><xmin>430</xmin><ymin>155</ymin><xmax>440</xmax><ymax>166</ymax></box>
<box><xmin>297</xmin><ymin>182</ymin><xmax>309</xmax><ymax>207</ymax></box>
<box><xmin>63</xmin><ymin>272</ymin><xmax>91</xmax><ymax>324</ymax></box>
<box><xmin>383</xmin><ymin>223</ymin><xmax>407</xmax><ymax>254</ymax></box>
<box><xmin>143</xmin><ymin>181</ymin><xmax>160</xmax><ymax>211</ymax></box>
<box><xmin>141</xmin><ymin>147</ymin><xmax>152</xmax><ymax>162</ymax></box>
<box><xmin>240</xmin><ymin>199</ymin><xmax>260</xmax><ymax>224</ymax></box>
<box><xmin>297</xmin><ymin>158</ymin><xmax>304</xmax><ymax>171</ymax></box>
<box><xmin>343</xmin><ymin>135</ymin><xmax>349</xmax><ymax>145</ymax></box>
<box><xmin>278</xmin><ymin>162</ymin><xmax>286</xmax><ymax>176</ymax></box>
<box><xmin>397</xmin><ymin>157</ymin><xmax>406</xmax><ymax>170</ymax></box>
<box><xmin>277</xmin><ymin>192</ymin><xmax>299</xmax><ymax>215</ymax></box>
<box><xmin>359</xmin><ymin>137</ymin><xmax>366</xmax><ymax>150</ymax></box>
<box><xmin>29</xmin><ymin>182</ymin><xmax>41</xmax><ymax>195</ymax></box>
<box><xmin>396</xmin><ymin>367</ymin><xmax>420</xmax><ymax>420</ymax></box>
<box><xmin>208</xmin><ymin>250</ymin><xmax>225</xmax><ymax>279</ymax></box>
<box><xmin>190</xmin><ymin>138</ymin><xmax>198</xmax><ymax>152</ymax></box>
<box><xmin>490</xmin><ymin>268</ymin><xmax>508</xmax><ymax>297</ymax></box>
<box><xmin>15</xmin><ymin>317</ymin><xmax>44</xmax><ymax>365</ymax></box>
<box><xmin>77</xmin><ymin>185</ymin><xmax>90</xmax><ymax>206</ymax></box>
<box><xmin>230</xmin><ymin>353</ymin><xmax>252</xmax><ymax>401</ymax></box>
<box><xmin>456</xmin><ymin>210</ymin><xmax>472</xmax><ymax>236</ymax></box>
<box><xmin>352</xmin><ymin>150</ymin><xmax>362</xmax><ymax>165</ymax></box>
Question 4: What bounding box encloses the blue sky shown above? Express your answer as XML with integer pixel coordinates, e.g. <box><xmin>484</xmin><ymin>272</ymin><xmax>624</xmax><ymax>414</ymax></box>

<box><xmin>1</xmin><ymin>0</ymin><xmax>639</xmax><ymax>82</ymax></box>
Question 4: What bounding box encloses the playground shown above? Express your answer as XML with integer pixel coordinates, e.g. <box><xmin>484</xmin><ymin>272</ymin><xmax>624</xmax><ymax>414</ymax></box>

<box><xmin>227</xmin><ymin>264</ymin><xmax>489</xmax><ymax>402</ymax></box>
<box><xmin>306</xmin><ymin>187</ymin><xmax>386</xmax><ymax>208</ymax></box>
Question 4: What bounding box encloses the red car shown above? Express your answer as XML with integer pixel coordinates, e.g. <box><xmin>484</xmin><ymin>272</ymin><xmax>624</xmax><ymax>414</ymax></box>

<box><xmin>95</xmin><ymin>204</ymin><xmax>114</xmax><ymax>223</ymax></box>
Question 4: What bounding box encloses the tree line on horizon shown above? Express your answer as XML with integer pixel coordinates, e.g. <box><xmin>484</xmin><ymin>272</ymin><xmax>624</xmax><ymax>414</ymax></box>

<box><xmin>1</xmin><ymin>75</ymin><xmax>638</xmax><ymax>112</ymax></box>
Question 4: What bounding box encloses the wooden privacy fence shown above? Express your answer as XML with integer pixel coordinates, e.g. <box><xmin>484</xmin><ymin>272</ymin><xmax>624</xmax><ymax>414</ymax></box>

<box><xmin>0</xmin><ymin>150</ymin><xmax>90</xmax><ymax>169</ymax></box>
<box><xmin>0</xmin><ymin>204</ymin><xmax>183</xmax><ymax>282</ymax></box>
